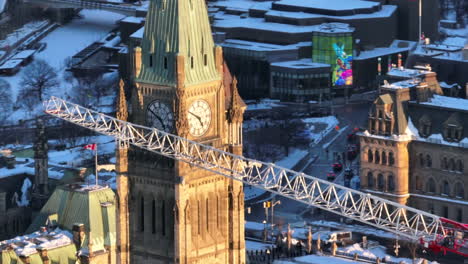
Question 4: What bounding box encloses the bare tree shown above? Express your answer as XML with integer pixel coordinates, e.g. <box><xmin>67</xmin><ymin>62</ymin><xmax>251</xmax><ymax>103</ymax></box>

<box><xmin>0</xmin><ymin>79</ymin><xmax>13</xmax><ymax>123</ymax></box>
<box><xmin>20</xmin><ymin>59</ymin><xmax>59</xmax><ymax>102</ymax></box>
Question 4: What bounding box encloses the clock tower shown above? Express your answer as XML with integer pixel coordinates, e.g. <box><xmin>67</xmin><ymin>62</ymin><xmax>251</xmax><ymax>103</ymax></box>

<box><xmin>121</xmin><ymin>0</ymin><xmax>246</xmax><ymax>263</ymax></box>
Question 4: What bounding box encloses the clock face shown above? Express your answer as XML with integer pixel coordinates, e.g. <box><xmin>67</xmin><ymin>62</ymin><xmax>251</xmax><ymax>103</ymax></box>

<box><xmin>146</xmin><ymin>100</ymin><xmax>174</xmax><ymax>132</ymax></box>
<box><xmin>187</xmin><ymin>100</ymin><xmax>211</xmax><ymax>137</ymax></box>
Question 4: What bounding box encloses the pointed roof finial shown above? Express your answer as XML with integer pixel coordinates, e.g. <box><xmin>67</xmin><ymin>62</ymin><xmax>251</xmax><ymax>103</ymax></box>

<box><xmin>116</xmin><ymin>79</ymin><xmax>128</xmax><ymax>121</ymax></box>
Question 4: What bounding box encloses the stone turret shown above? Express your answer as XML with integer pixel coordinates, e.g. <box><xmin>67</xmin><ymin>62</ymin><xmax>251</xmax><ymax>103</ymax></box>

<box><xmin>32</xmin><ymin>118</ymin><xmax>49</xmax><ymax>209</ymax></box>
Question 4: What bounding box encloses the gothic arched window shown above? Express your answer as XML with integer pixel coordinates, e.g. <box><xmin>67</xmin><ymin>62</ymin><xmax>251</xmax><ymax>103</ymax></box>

<box><xmin>419</xmin><ymin>153</ymin><xmax>424</xmax><ymax>167</ymax></box>
<box><xmin>457</xmin><ymin>160</ymin><xmax>463</xmax><ymax>172</ymax></box>
<box><xmin>378</xmin><ymin>174</ymin><xmax>385</xmax><ymax>190</ymax></box>
<box><xmin>368</xmin><ymin>149</ymin><xmax>373</xmax><ymax>163</ymax></box>
<box><xmin>427</xmin><ymin>178</ymin><xmax>436</xmax><ymax>193</ymax></box>
<box><xmin>388</xmin><ymin>174</ymin><xmax>395</xmax><ymax>192</ymax></box>
<box><xmin>367</xmin><ymin>172</ymin><xmax>374</xmax><ymax>188</ymax></box>
<box><xmin>152</xmin><ymin>199</ymin><xmax>156</xmax><ymax>234</ymax></box>
<box><xmin>426</xmin><ymin>155</ymin><xmax>432</xmax><ymax>168</ymax></box>
<box><xmin>442</xmin><ymin>181</ymin><xmax>450</xmax><ymax>196</ymax></box>
<box><xmin>388</xmin><ymin>152</ymin><xmax>395</xmax><ymax>166</ymax></box>
<box><xmin>382</xmin><ymin>151</ymin><xmax>387</xmax><ymax>165</ymax></box>
<box><xmin>449</xmin><ymin>158</ymin><xmax>456</xmax><ymax>171</ymax></box>
<box><xmin>442</xmin><ymin>157</ymin><xmax>448</xmax><ymax>170</ymax></box>
<box><xmin>455</xmin><ymin>184</ymin><xmax>465</xmax><ymax>199</ymax></box>
<box><xmin>140</xmin><ymin>197</ymin><xmax>145</xmax><ymax>232</ymax></box>
<box><xmin>375</xmin><ymin>151</ymin><xmax>380</xmax><ymax>164</ymax></box>
<box><xmin>161</xmin><ymin>200</ymin><xmax>166</xmax><ymax>236</ymax></box>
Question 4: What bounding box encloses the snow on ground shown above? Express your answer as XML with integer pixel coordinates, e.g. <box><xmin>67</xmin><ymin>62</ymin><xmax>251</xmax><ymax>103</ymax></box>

<box><xmin>275</xmin><ymin>149</ymin><xmax>307</xmax><ymax>168</ymax></box>
<box><xmin>302</xmin><ymin>116</ymin><xmax>339</xmax><ymax>144</ymax></box>
<box><xmin>244</xmin><ymin>148</ymin><xmax>307</xmax><ymax>201</ymax></box>
<box><xmin>246</xmin><ymin>240</ymin><xmax>275</xmax><ymax>251</ymax></box>
<box><xmin>0</xmin><ymin>21</ymin><xmax>48</xmax><ymax>49</ymax></box>
<box><xmin>2</xmin><ymin>9</ymin><xmax>124</xmax><ymax>123</ymax></box>
<box><xmin>442</xmin><ymin>36</ymin><xmax>467</xmax><ymax>47</ymax></box>
<box><xmin>309</xmin><ymin>220</ymin><xmax>397</xmax><ymax>240</ymax></box>
<box><xmin>0</xmin><ymin>0</ymin><xmax>6</xmax><ymax>13</ymax></box>
<box><xmin>48</xmin><ymin>135</ymin><xmax>115</xmax><ymax>166</ymax></box>
<box><xmin>342</xmin><ymin>243</ymin><xmax>438</xmax><ymax>264</ymax></box>
<box><xmin>246</xmin><ymin>99</ymin><xmax>284</xmax><ymax>111</ymax></box>
<box><xmin>275</xmin><ymin>255</ymin><xmax>359</xmax><ymax>264</ymax></box>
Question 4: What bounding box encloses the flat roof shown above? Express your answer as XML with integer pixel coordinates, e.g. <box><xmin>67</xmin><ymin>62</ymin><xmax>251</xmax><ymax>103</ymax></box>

<box><xmin>386</xmin><ymin>67</ymin><xmax>432</xmax><ymax>78</ymax></box>
<box><xmin>271</xmin><ymin>58</ymin><xmax>330</xmax><ymax>69</ymax></box>
<box><xmin>421</xmin><ymin>95</ymin><xmax>468</xmax><ymax>112</ymax></box>
<box><xmin>12</xmin><ymin>49</ymin><xmax>36</xmax><ymax>60</ymax></box>
<box><xmin>275</xmin><ymin>0</ymin><xmax>380</xmax><ymax>12</ymax></box>
<box><xmin>130</xmin><ymin>26</ymin><xmax>144</xmax><ymax>39</ymax></box>
<box><xmin>0</xmin><ymin>59</ymin><xmax>23</xmax><ymax>70</ymax></box>
<box><xmin>381</xmin><ymin>79</ymin><xmax>421</xmax><ymax>89</ymax></box>
<box><xmin>221</xmin><ymin>39</ymin><xmax>298</xmax><ymax>52</ymax></box>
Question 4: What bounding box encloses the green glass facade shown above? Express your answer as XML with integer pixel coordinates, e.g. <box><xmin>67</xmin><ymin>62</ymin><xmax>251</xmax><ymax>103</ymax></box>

<box><xmin>312</xmin><ymin>33</ymin><xmax>353</xmax><ymax>86</ymax></box>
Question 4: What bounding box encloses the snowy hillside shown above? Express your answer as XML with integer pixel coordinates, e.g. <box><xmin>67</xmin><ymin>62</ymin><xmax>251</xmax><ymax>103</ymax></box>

<box><xmin>0</xmin><ymin>0</ymin><xmax>6</xmax><ymax>13</ymax></box>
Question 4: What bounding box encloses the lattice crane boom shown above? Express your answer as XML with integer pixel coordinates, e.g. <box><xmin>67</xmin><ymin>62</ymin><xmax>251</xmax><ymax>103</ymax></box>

<box><xmin>43</xmin><ymin>96</ymin><xmax>450</xmax><ymax>244</ymax></box>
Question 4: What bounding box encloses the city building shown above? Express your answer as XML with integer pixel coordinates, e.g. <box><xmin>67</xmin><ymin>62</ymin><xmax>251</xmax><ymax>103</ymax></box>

<box><xmin>119</xmin><ymin>0</ymin><xmax>247</xmax><ymax>262</ymax></box>
<box><xmin>359</xmin><ymin>68</ymin><xmax>468</xmax><ymax>222</ymax></box>
<box><xmin>270</xmin><ymin>59</ymin><xmax>330</xmax><ymax>102</ymax></box>
<box><xmin>0</xmin><ymin>184</ymin><xmax>117</xmax><ymax>264</ymax></box>
<box><xmin>407</xmin><ymin>42</ymin><xmax>468</xmax><ymax>98</ymax></box>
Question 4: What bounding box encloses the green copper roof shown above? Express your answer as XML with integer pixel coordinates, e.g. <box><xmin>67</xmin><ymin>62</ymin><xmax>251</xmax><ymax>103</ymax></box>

<box><xmin>136</xmin><ymin>0</ymin><xmax>221</xmax><ymax>86</ymax></box>
<box><xmin>28</xmin><ymin>185</ymin><xmax>117</xmax><ymax>252</ymax></box>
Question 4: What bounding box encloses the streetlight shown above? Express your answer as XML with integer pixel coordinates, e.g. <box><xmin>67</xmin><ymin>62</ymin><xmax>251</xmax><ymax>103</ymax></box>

<box><xmin>263</xmin><ymin>220</ymin><xmax>267</xmax><ymax>242</ymax></box>
<box><xmin>270</xmin><ymin>198</ymin><xmax>281</xmax><ymax>236</ymax></box>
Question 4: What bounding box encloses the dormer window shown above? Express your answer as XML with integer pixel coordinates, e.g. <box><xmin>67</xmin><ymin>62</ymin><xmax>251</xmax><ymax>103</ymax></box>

<box><xmin>444</xmin><ymin>124</ymin><xmax>462</xmax><ymax>142</ymax></box>
<box><xmin>418</xmin><ymin>115</ymin><xmax>431</xmax><ymax>137</ymax></box>
<box><xmin>149</xmin><ymin>55</ymin><xmax>153</xmax><ymax>67</ymax></box>
<box><xmin>164</xmin><ymin>56</ymin><xmax>168</xmax><ymax>69</ymax></box>
<box><xmin>191</xmin><ymin>56</ymin><xmax>194</xmax><ymax>69</ymax></box>
<box><xmin>443</xmin><ymin>114</ymin><xmax>463</xmax><ymax>142</ymax></box>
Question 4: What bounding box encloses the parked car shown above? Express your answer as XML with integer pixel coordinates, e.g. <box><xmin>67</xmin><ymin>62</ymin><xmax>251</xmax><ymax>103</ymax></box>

<box><xmin>332</xmin><ymin>163</ymin><xmax>343</xmax><ymax>172</ymax></box>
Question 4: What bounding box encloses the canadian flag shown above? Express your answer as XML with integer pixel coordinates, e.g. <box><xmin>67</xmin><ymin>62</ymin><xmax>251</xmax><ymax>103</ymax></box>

<box><xmin>83</xmin><ymin>143</ymin><xmax>97</xmax><ymax>151</ymax></box>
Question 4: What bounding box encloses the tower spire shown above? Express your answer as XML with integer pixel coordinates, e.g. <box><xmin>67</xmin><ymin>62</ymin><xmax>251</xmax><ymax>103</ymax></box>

<box><xmin>137</xmin><ymin>0</ymin><xmax>220</xmax><ymax>86</ymax></box>
<box><xmin>116</xmin><ymin>79</ymin><xmax>128</xmax><ymax>121</ymax></box>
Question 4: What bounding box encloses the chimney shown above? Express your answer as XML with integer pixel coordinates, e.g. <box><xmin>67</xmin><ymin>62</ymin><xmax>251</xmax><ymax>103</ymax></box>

<box><xmin>72</xmin><ymin>223</ymin><xmax>85</xmax><ymax>249</ymax></box>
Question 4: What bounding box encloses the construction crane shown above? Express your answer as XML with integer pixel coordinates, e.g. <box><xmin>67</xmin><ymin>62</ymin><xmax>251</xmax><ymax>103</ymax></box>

<box><xmin>43</xmin><ymin>96</ymin><xmax>468</xmax><ymax>257</ymax></box>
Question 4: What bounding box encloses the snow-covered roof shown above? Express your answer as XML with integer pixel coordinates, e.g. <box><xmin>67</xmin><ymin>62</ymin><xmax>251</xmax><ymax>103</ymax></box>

<box><xmin>271</xmin><ymin>58</ymin><xmax>329</xmax><ymax>69</ymax></box>
<box><xmin>221</xmin><ymin>39</ymin><xmax>298</xmax><ymax>52</ymax></box>
<box><xmin>0</xmin><ymin>59</ymin><xmax>22</xmax><ymax>70</ymax></box>
<box><xmin>354</xmin><ymin>40</ymin><xmax>417</xmax><ymax>60</ymax></box>
<box><xmin>121</xmin><ymin>16</ymin><xmax>144</xmax><ymax>24</ymax></box>
<box><xmin>275</xmin><ymin>0</ymin><xmax>380</xmax><ymax>11</ymax></box>
<box><xmin>315</xmin><ymin>23</ymin><xmax>354</xmax><ymax>33</ymax></box>
<box><xmin>130</xmin><ymin>26</ymin><xmax>144</xmax><ymax>39</ymax></box>
<box><xmin>11</xmin><ymin>49</ymin><xmax>36</xmax><ymax>60</ymax></box>
<box><xmin>0</xmin><ymin>228</ymin><xmax>73</xmax><ymax>257</ymax></box>
<box><xmin>386</xmin><ymin>67</ymin><xmax>432</xmax><ymax>78</ymax></box>
<box><xmin>0</xmin><ymin>0</ymin><xmax>6</xmax><ymax>14</ymax></box>
<box><xmin>421</xmin><ymin>95</ymin><xmax>468</xmax><ymax>112</ymax></box>
<box><xmin>381</xmin><ymin>78</ymin><xmax>421</xmax><ymax>89</ymax></box>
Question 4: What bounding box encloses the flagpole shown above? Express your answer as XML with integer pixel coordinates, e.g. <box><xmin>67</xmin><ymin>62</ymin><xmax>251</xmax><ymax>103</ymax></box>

<box><xmin>95</xmin><ymin>144</ymin><xmax>98</xmax><ymax>186</ymax></box>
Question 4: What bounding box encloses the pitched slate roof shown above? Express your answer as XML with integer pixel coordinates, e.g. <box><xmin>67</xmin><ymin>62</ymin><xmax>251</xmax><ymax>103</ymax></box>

<box><xmin>137</xmin><ymin>0</ymin><xmax>221</xmax><ymax>86</ymax></box>
<box><xmin>28</xmin><ymin>185</ymin><xmax>116</xmax><ymax>253</ymax></box>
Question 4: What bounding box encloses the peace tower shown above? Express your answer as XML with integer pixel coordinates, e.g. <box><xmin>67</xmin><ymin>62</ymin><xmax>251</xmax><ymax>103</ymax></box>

<box><xmin>115</xmin><ymin>0</ymin><xmax>247</xmax><ymax>263</ymax></box>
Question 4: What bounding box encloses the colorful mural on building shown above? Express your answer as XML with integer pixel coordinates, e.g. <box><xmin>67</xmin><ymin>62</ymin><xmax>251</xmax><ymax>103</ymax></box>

<box><xmin>332</xmin><ymin>43</ymin><xmax>353</xmax><ymax>86</ymax></box>
<box><xmin>312</xmin><ymin>29</ymin><xmax>354</xmax><ymax>87</ymax></box>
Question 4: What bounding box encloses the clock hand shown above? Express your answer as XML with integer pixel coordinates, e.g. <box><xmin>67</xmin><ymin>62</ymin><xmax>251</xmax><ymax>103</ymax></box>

<box><xmin>189</xmin><ymin>111</ymin><xmax>204</xmax><ymax>126</ymax></box>
<box><xmin>149</xmin><ymin>109</ymin><xmax>167</xmax><ymax>131</ymax></box>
